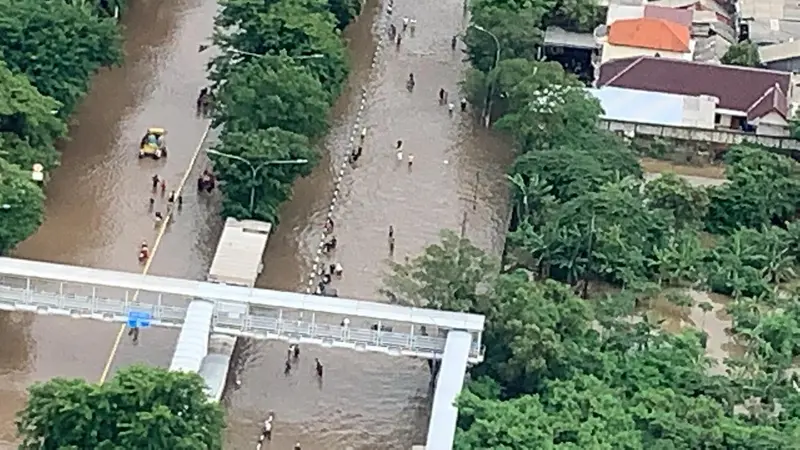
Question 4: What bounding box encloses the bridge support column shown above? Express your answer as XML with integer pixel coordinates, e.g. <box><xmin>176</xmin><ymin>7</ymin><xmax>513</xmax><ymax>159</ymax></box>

<box><xmin>425</xmin><ymin>331</ymin><xmax>471</xmax><ymax>450</ymax></box>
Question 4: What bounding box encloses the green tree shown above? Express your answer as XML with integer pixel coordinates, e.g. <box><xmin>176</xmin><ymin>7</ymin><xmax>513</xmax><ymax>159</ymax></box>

<box><xmin>477</xmin><ymin>272</ymin><xmax>592</xmax><ymax>394</ymax></box>
<box><xmin>213</xmin><ymin>0</ymin><xmax>348</xmax><ymax>95</ymax></box>
<box><xmin>0</xmin><ymin>158</ymin><xmax>45</xmax><ymax>254</ymax></box>
<box><xmin>0</xmin><ymin>0</ymin><xmax>122</xmax><ymax>116</ymax></box>
<box><xmin>210</xmin><ymin>127</ymin><xmax>317</xmax><ymax>222</ymax></box>
<box><xmin>494</xmin><ymin>77</ymin><xmax>603</xmax><ymax>150</ymax></box>
<box><xmin>541</xmin><ymin>179</ymin><xmax>671</xmax><ymax>288</ymax></box>
<box><xmin>644</xmin><ymin>173</ymin><xmax>709</xmax><ymax>229</ymax></box>
<box><xmin>705</xmin><ymin>227</ymin><xmax>789</xmax><ymax>298</ymax></box>
<box><xmin>705</xmin><ymin>146</ymin><xmax>800</xmax><ymax>233</ymax></box>
<box><xmin>455</xmin><ymin>390</ymin><xmax>554</xmax><ymax>449</ymax></box>
<box><xmin>382</xmin><ymin>229</ymin><xmax>497</xmax><ymax>311</ymax></box>
<box><xmin>721</xmin><ymin>40</ymin><xmax>762</xmax><ymax>67</ymax></box>
<box><xmin>648</xmin><ymin>230</ymin><xmax>706</xmax><ymax>287</ymax></box>
<box><xmin>212</xmin><ymin>55</ymin><xmax>330</xmax><ymax>138</ymax></box>
<box><xmin>17</xmin><ymin>365</ymin><xmax>225</xmax><ymax>449</ymax></box>
<box><xmin>544</xmin><ymin>0</ymin><xmax>603</xmax><ymax>33</ymax></box>
<box><xmin>464</xmin><ymin>6</ymin><xmax>546</xmax><ymax>72</ymax></box>
<box><xmin>463</xmin><ymin>59</ymin><xmax>581</xmax><ymax>123</ymax></box>
<box><xmin>510</xmin><ymin>133</ymin><xmax>640</xmax><ymax>202</ymax></box>
<box><xmin>326</xmin><ymin>0</ymin><xmax>361</xmax><ymax>30</ymax></box>
<box><xmin>0</xmin><ymin>60</ymin><xmax>66</xmax><ymax>171</ymax></box>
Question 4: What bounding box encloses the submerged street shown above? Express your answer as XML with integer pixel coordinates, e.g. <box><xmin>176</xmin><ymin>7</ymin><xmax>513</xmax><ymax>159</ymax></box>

<box><xmin>223</xmin><ymin>0</ymin><xmax>510</xmax><ymax>448</ymax></box>
<box><xmin>0</xmin><ymin>0</ymin><xmax>510</xmax><ymax>447</ymax></box>
<box><xmin>0</xmin><ymin>0</ymin><xmax>217</xmax><ymax>443</ymax></box>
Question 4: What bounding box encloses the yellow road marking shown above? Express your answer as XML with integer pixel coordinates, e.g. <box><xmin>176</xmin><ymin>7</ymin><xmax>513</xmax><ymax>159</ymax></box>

<box><xmin>98</xmin><ymin>121</ymin><xmax>212</xmax><ymax>383</ymax></box>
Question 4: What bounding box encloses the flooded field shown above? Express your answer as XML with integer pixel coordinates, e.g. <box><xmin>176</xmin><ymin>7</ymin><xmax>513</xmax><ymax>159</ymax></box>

<box><xmin>640</xmin><ymin>289</ymin><xmax>745</xmax><ymax>375</ymax></box>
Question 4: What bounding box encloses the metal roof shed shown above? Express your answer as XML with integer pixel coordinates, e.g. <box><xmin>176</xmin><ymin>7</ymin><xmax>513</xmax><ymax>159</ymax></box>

<box><xmin>207</xmin><ymin>218</ymin><xmax>272</xmax><ymax>288</ymax></box>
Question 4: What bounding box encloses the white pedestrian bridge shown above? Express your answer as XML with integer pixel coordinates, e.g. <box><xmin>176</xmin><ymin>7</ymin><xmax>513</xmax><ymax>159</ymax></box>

<box><xmin>0</xmin><ymin>257</ymin><xmax>484</xmax><ymax>361</ymax></box>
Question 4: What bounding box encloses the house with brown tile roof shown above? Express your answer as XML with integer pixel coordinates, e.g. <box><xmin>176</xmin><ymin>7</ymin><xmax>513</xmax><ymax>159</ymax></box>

<box><xmin>599</xmin><ymin>17</ymin><xmax>694</xmax><ymax>64</ymax></box>
<box><xmin>596</xmin><ymin>56</ymin><xmax>793</xmax><ymax>136</ymax></box>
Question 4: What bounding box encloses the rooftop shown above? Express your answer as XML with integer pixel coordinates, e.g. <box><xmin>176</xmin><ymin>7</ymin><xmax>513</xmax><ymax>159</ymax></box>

<box><xmin>605</xmin><ymin>4</ymin><xmax>693</xmax><ymax>28</ymax></box>
<box><xmin>740</xmin><ymin>0</ymin><xmax>800</xmax><ymax>45</ymax></box>
<box><xmin>207</xmin><ymin>218</ymin><xmax>271</xmax><ymax>287</ymax></box>
<box><xmin>588</xmin><ymin>86</ymin><xmax>696</xmax><ymax>127</ymax></box>
<box><xmin>644</xmin><ymin>4</ymin><xmax>693</xmax><ymax>27</ymax></box>
<box><xmin>597</xmin><ymin>56</ymin><xmax>790</xmax><ymax>119</ymax></box>
<box><xmin>608</xmin><ymin>17</ymin><xmax>691</xmax><ymax>52</ymax></box>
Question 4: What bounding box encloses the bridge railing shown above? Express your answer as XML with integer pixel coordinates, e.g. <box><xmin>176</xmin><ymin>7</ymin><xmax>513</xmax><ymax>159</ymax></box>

<box><xmin>0</xmin><ymin>280</ymin><xmax>484</xmax><ymax>362</ymax></box>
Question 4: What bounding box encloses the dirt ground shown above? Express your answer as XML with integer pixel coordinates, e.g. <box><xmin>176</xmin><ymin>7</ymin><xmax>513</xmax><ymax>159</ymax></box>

<box><xmin>640</xmin><ymin>157</ymin><xmax>727</xmax><ymax>179</ymax></box>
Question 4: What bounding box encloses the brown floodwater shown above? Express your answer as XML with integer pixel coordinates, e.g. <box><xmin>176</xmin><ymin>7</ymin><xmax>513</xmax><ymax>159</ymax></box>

<box><xmin>643</xmin><ymin>289</ymin><xmax>745</xmax><ymax>375</ymax></box>
<box><xmin>0</xmin><ymin>0</ymin><xmax>217</xmax><ymax>444</ymax></box>
<box><xmin>222</xmin><ymin>0</ymin><xmax>510</xmax><ymax>448</ymax></box>
<box><xmin>0</xmin><ymin>0</ymin><xmax>512</xmax><ymax>447</ymax></box>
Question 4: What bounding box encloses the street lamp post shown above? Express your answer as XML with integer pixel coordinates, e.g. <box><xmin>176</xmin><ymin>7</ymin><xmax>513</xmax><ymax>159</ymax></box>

<box><xmin>198</xmin><ymin>44</ymin><xmax>324</xmax><ymax>61</ymax></box>
<box><xmin>470</xmin><ymin>24</ymin><xmax>500</xmax><ymax>128</ymax></box>
<box><xmin>205</xmin><ymin>149</ymin><xmax>309</xmax><ymax>215</ymax></box>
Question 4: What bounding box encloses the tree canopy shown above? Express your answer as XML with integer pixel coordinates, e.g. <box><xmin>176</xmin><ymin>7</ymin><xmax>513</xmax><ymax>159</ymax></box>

<box><xmin>17</xmin><ymin>365</ymin><xmax>226</xmax><ymax>450</ymax></box>
<box><xmin>0</xmin><ymin>158</ymin><xmax>45</xmax><ymax>253</ymax></box>
<box><xmin>209</xmin><ymin>0</ymin><xmax>351</xmax><ymax>221</ymax></box>
<box><xmin>0</xmin><ymin>0</ymin><xmax>122</xmax><ymax>117</ymax></box>
<box><xmin>210</xmin><ymin>127</ymin><xmax>318</xmax><ymax>222</ymax></box>
<box><xmin>462</xmin><ymin>0</ymin><xmax>602</xmax><ymax>114</ymax></box>
<box><xmin>721</xmin><ymin>40</ymin><xmax>762</xmax><ymax>68</ymax></box>
<box><xmin>0</xmin><ymin>0</ymin><xmax>123</xmax><ymax>253</ymax></box>
<box><xmin>381</xmin><ymin>0</ymin><xmax>800</xmax><ymax>445</ymax></box>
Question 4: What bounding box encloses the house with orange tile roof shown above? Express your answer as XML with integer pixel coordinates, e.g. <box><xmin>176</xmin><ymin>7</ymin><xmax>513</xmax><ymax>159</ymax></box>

<box><xmin>598</xmin><ymin>17</ymin><xmax>695</xmax><ymax>64</ymax></box>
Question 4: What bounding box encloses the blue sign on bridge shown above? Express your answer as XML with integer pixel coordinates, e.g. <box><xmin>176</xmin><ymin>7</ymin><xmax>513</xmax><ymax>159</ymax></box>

<box><xmin>127</xmin><ymin>310</ymin><xmax>152</xmax><ymax>328</ymax></box>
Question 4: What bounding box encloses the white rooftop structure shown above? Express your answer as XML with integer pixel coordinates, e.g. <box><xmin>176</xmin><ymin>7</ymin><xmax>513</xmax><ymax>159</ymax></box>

<box><xmin>739</xmin><ymin>0</ymin><xmax>800</xmax><ymax>45</ymax></box>
<box><xmin>169</xmin><ymin>300</ymin><xmax>215</xmax><ymax>373</ymax></box>
<box><xmin>544</xmin><ymin>26</ymin><xmax>598</xmax><ymax>49</ymax></box>
<box><xmin>588</xmin><ymin>86</ymin><xmax>717</xmax><ymax>129</ymax></box>
<box><xmin>207</xmin><ymin>218</ymin><xmax>271</xmax><ymax>287</ymax></box>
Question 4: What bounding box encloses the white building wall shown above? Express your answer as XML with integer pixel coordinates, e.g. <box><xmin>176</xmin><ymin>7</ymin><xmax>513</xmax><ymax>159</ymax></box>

<box><xmin>600</xmin><ymin>42</ymin><xmax>694</xmax><ymax>63</ymax></box>
<box><xmin>755</xmin><ymin>111</ymin><xmax>790</xmax><ymax>137</ymax></box>
<box><xmin>681</xmin><ymin>95</ymin><xmax>717</xmax><ymax>129</ymax></box>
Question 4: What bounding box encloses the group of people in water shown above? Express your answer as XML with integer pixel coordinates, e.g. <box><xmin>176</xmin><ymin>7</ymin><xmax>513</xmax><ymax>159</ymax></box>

<box><xmin>256</xmin><ymin>345</ymin><xmax>325</xmax><ymax>449</ymax></box>
<box><xmin>316</xmin><ymin>218</ymin><xmax>344</xmax><ymax>296</ymax></box>
<box><xmin>138</xmin><ymin>169</ymin><xmax>218</xmax><ymax>263</ymax></box>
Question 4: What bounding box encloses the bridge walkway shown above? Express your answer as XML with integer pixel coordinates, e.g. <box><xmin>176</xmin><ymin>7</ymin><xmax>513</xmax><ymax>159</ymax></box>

<box><xmin>0</xmin><ymin>257</ymin><xmax>485</xmax><ymax>362</ymax></box>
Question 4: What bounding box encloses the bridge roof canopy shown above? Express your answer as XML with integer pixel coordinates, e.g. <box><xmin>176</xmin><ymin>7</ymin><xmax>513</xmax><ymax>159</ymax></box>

<box><xmin>169</xmin><ymin>299</ymin><xmax>215</xmax><ymax>373</ymax></box>
<box><xmin>0</xmin><ymin>258</ymin><xmax>485</xmax><ymax>332</ymax></box>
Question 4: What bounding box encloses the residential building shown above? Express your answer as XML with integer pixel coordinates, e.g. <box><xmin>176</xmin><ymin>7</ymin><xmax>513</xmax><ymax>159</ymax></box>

<box><xmin>740</xmin><ymin>0</ymin><xmax>800</xmax><ymax>73</ymax></box>
<box><xmin>650</xmin><ymin>0</ymin><xmax>735</xmax><ymax>61</ymax></box>
<box><xmin>605</xmin><ymin>3</ymin><xmax>693</xmax><ymax>27</ymax></box>
<box><xmin>596</xmin><ymin>56</ymin><xmax>792</xmax><ymax>136</ymax></box>
<box><xmin>598</xmin><ymin>17</ymin><xmax>694</xmax><ymax>64</ymax></box>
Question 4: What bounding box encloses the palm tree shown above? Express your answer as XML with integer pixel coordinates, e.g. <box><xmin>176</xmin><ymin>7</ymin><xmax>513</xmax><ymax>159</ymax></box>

<box><xmin>506</xmin><ymin>173</ymin><xmax>554</xmax><ymax>222</ymax></box>
<box><xmin>63</xmin><ymin>0</ymin><xmax>94</xmax><ymax>15</ymax></box>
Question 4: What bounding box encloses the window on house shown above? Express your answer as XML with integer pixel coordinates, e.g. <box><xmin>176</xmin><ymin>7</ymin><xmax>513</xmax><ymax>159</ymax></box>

<box><xmin>714</xmin><ymin>113</ymin><xmax>721</xmax><ymax>124</ymax></box>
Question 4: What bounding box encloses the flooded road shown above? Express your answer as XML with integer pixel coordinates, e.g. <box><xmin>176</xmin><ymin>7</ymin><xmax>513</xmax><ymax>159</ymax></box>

<box><xmin>0</xmin><ymin>0</ymin><xmax>218</xmax><ymax>444</ymax></box>
<box><xmin>223</xmin><ymin>0</ymin><xmax>510</xmax><ymax>448</ymax></box>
